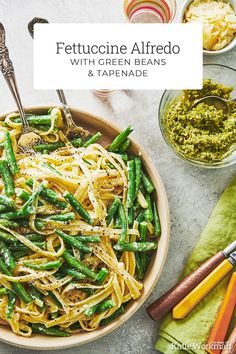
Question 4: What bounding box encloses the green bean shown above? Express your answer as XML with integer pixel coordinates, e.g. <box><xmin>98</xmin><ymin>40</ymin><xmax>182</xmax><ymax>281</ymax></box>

<box><xmin>16</xmin><ymin>189</ymin><xmax>30</xmax><ymax>202</ymax></box>
<box><xmin>135</xmin><ymin>253</ymin><xmax>144</xmax><ymax>280</ymax></box>
<box><xmin>4</xmin><ymin>131</ymin><xmax>19</xmax><ymax>175</ymax></box>
<box><xmin>34</xmin><ymin>219</ymin><xmax>46</xmax><ymax>230</ymax></box>
<box><xmin>140</xmin><ymin>253</ymin><xmax>150</xmax><ymax>273</ymax></box>
<box><xmin>0</xmin><ymin>204</ymin><xmax>12</xmax><ymax>213</ymax></box>
<box><xmin>13</xmin><ymin>114</ymin><xmax>52</xmax><ymax>125</ymax></box>
<box><xmin>63</xmin><ymin>250</ymin><xmax>97</xmax><ymax>280</ymax></box>
<box><xmin>34</xmin><ymin>138</ymin><xmax>83</xmax><ymax>152</ymax></box>
<box><xmin>32</xmin><ymin>324</ymin><xmax>70</xmax><ymax>337</ymax></box>
<box><xmin>106</xmin><ymin>197</ymin><xmax>120</xmax><ymax>226</ymax></box>
<box><xmin>73</xmin><ymin>235</ymin><xmax>101</xmax><ymax>243</ymax></box>
<box><xmin>26</xmin><ymin>178</ymin><xmax>67</xmax><ymax>209</ymax></box>
<box><xmin>16</xmin><ymin>219</ymin><xmax>28</xmax><ymax>227</ymax></box>
<box><xmin>108</xmin><ymin>126</ymin><xmax>134</xmax><ymax>152</ymax></box>
<box><xmin>136</xmin><ymin>212</ymin><xmax>144</xmax><ymax>224</ymax></box>
<box><xmin>152</xmin><ymin>201</ymin><xmax>161</xmax><ymax>237</ymax></box>
<box><xmin>70</xmin><ymin>322</ymin><xmax>82</xmax><ymax>330</ymax></box>
<box><xmin>21</xmin><ymin>183</ymin><xmax>43</xmax><ymax>213</ymax></box>
<box><xmin>118</xmin><ymin>153</ymin><xmax>129</xmax><ymax>162</ymax></box>
<box><xmin>46</xmin><ymin>212</ymin><xmax>75</xmax><ymax>222</ymax></box>
<box><xmin>96</xmin><ymin>268</ymin><xmax>109</xmax><ymax>285</ymax></box>
<box><xmin>25</xmin><ymin>233</ymin><xmax>44</xmax><ymax>242</ymax></box>
<box><xmin>128</xmin><ymin>207</ymin><xmax>134</xmax><ymax>227</ymax></box>
<box><xmin>82</xmin><ymin>132</ymin><xmax>102</xmax><ymax>147</ymax></box>
<box><xmin>34</xmin><ymin>141</ymin><xmax>64</xmax><ymax>152</ymax></box>
<box><xmin>107</xmin><ymin>162</ymin><xmax>115</xmax><ymax>169</ymax></box>
<box><xmin>127</xmin><ymin>160</ymin><xmax>136</xmax><ymax>208</ymax></box>
<box><xmin>0</xmin><ymin>240</ymin><xmax>16</xmax><ymax>270</ymax></box>
<box><xmin>0</xmin><ymin>230</ymin><xmax>16</xmax><ymax>243</ymax></box>
<box><xmin>85</xmin><ymin>299</ymin><xmax>115</xmax><ymax>317</ymax></box>
<box><xmin>0</xmin><ymin>195</ymin><xmax>15</xmax><ymax>209</ymax></box>
<box><xmin>114</xmin><ymin>215</ymin><xmax>122</xmax><ymax>229</ymax></box>
<box><xmin>50</xmin><ymin>312</ymin><xmax>59</xmax><ymax>320</ymax></box>
<box><xmin>13</xmin><ymin>250</ymin><xmax>30</xmax><ymax>259</ymax></box>
<box><xmin>110</xmin><ymin>154</ymin><xmax>128</xmax><ymax>163</ymax></box>
<box><xmin>80</xmin><ymin>288</ymin><xmax>94</xmax><ymax>295</ymax></box>
<box><xmin>117</xmin><ymin>203</ymin><xmax>127</xmax><ymax>244</ymax></box>
<box><xmin>36</xmin><ymin>124</ymin><xmax>54</xmax><ymax>132</ymax></box>
<box><xmin>113</xmin><ymin>241</ymin><xmax>157</xmax><ymax>252</ymax></box>
<box><xmin>0</xmin><ymin>160</ymin><xmax>15</xmax><ymax>197</ymax></box>
<box><xmin>0</xmin><ymin>219</ymin><xmax>19</xmax><ymax>228</ymax></box>
<box><xmin>83</xmin><ymin>158</ymin><xmax>92</xmax><ymax>165</ymax></box>
<box><xmin>0</xmin><ymin>287</ymin><xmax>8</xmax><ymax>296</ymax></box>
<box><xmin>6</xmin><ymin>291</ymin><xmax>16</xmax><ymax>319</ymax></box>
<box><xmin>60</xmin><ymin>267</ymin><xmax>86</xmax><ymax>280</ymax></box>
<box><xmin>139</xmin><ymin>221</ymin><xmax>148</xmax><ymax>242</ymax></box>
<box><xmin>141</xmin><ymin>171</ymin><xmax>155</xmax><ymax>194</ymax></box>
<box><xmin>100</xmin><ymin>305</ymin><xmax>125</xmax><ymax>325</ymax></box>
<box><xmin>118</xmin><ymin>139</ymin><xmax>130</xmax><ymax>153</ymax></box>
<box><xmin>143</xmin><ymin>195</ymin><xmax>153</xmax><ymax>222</ymax></box>
<box><xmin>134</xmin><ymin>158</ymin><xmax>142</xmax><ymax>197</ymax></box>
<box><xmin>133</xmin><ymin>198</ymin><xmax>140</xmax><ymax>211</ymax></box>
<box><xmin>0</xmin><ymin>205</ymin><xmax>10</xmax><ymax>212</ymax></box>
<box><xmin>24</xmin><ymin>260</ymin><xmax>62</xmax><ymax>270</ymax></box>
<box><xmin>1</xmin><ymin>208</ymin><xmax>32</xmax><ymax>219</ymax></box>
<box><xmin>63</xmin><ymin>191</ymin><xmax>93</xmax><ymax>225</ymax></box>
<box><xmin>41</xmin><ymin>162</ymin><xmax>62</xmax><ymax>176</ymax></box>
<box><xmin>55</xmin><ymin>230</ymin><xmax>92</xmax><ymax>253</ymax></box>
<box><xmin>96</xmin><ymin>300</ymin><xmax>116</xmax><ymax>313</ymax></box>
<box><xmin>10</xmin><ymin>242</ymin><xmax>46</xmax><ymax>252</ymax></box>
<box><xmin>47</xmin><ymin>291</ymin><xmax>63</xmax><ymax>309</ymax></box>
<box><xmin>70</xmin><ymin>137</ymin><xmax>83</xmax><ymax>147</ymax></box>
<box><xmin>0</xmin><ymin>258</ymin><xmax>32</xmax><ymax>303</ymax></box>
<box><xmin>84</xmin><ymin>305</ymin><xmax>97</xmax><ymax>317</ymax></box>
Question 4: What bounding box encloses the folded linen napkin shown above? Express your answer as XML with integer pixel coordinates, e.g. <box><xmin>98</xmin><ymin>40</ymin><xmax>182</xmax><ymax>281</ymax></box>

<box><xmin>155</xmin><ymin>176</ymin><xmax>236</xmax><ymax>354</ymax></box>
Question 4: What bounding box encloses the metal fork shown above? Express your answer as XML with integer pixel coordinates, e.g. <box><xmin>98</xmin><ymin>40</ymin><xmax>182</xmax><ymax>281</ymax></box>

<box><xmin>0</xmin><ymin>23</ymin><xmax>44</xmax><ymax>154</ymax></box>
<box><xmin>28</xmin><ymin>17</ymin><xmax>90</xmax><ymax>140</ymax></box>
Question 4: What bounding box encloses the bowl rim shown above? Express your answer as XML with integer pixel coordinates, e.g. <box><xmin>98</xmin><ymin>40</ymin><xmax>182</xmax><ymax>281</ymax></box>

<box><xmin>0</xmin><ymin>105</ymin><xmax>170</xmax><ymax>350</ymax></box>
<box><xmin>178</xmin><ymin>0</ymin><xmax>236</xmax><ymax>55</ymax></box>
<box><xmin>158</xmin><ymin>63</ymin><xmax>236</xmax><ymax>168</ymax></box>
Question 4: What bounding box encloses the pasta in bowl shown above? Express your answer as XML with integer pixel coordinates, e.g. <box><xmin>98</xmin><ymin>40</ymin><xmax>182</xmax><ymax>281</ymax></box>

<box><xmin>0</xmin><ymin>107</ymin><xmax>169</xmax><ymax>349</ymax></box>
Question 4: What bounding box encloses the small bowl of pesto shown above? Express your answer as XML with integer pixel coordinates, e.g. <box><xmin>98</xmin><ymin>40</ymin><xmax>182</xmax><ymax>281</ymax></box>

<box><xmin>158</xmin><ymin>64</ymin><xmax>236</xmax><ymax>168</ymax></box>
<box><xmin>180</xmin><ymin>0</ymin><xmax>236</xmax><ymax>55</ymax></box>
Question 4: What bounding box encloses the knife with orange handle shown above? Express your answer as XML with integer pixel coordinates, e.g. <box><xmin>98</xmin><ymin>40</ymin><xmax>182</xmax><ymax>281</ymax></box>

<box><xmin>207</xmin><ymin>272</ymin><xmax>236</xmax><ymax>354</ymax></box>
<box><xmin>222</xmin><ymin>325</ymin><xmax>236</xmax><ymax>354</ymax></box>
<box><xmin>147</xmin><ymin>240</ymin><xmax>236</xmax><ymax>321</ymax></box>
<box><xmin>173</xmin><ymin>251</ymin><xmax>236</xmax><ymax>319</ymax></box>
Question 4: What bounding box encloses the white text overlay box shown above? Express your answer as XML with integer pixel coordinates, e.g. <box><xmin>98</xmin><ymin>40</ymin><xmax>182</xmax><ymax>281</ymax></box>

<box><xmin>34</xmin><ymin>23</ymin><xmax>203</xmax><ymax>90</ymax></box>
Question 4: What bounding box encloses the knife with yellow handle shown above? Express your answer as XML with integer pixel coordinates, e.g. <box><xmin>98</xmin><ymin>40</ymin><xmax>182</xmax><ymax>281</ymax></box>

<box><xmin>147</xmin><ymin>240</ymin><xmax>236</xmax><ymax>321</ymax></box>
<box><xmin>173</xmin><ymin>251</ymin><xmax>236</xmax><ymax>320</ymax></box>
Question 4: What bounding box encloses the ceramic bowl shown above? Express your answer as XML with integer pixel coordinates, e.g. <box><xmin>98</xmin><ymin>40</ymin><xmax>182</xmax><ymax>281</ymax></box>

<box><xmin>0</xmin><ymin>106</ymin><xmax>170</xmax><ymax>350</ymax></box>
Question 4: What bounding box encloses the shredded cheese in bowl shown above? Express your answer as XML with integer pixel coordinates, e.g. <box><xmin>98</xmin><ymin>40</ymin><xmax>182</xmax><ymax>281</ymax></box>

<box><xmin>184</xmin><ymin>0</ymin><xmax>236</xmax><ymax>51</ymax></box>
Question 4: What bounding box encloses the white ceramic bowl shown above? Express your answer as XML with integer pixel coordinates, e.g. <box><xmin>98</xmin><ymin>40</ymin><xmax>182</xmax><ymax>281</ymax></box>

<box><xmin>179</xmin><ymin>0</ymin><xmax>236</xmax><ymax>55</ymax></box>
<box><xmin>0</xmin><ymin>106</ymin><xmax>170</xmax><ymax>350</ymax></box>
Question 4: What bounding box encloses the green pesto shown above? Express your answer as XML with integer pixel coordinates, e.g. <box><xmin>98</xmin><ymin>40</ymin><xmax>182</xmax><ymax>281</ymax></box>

<box><xmin>164</xmin><ymin>79</ymin><xmax>236</xmax><ymax>162</ymax></box>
